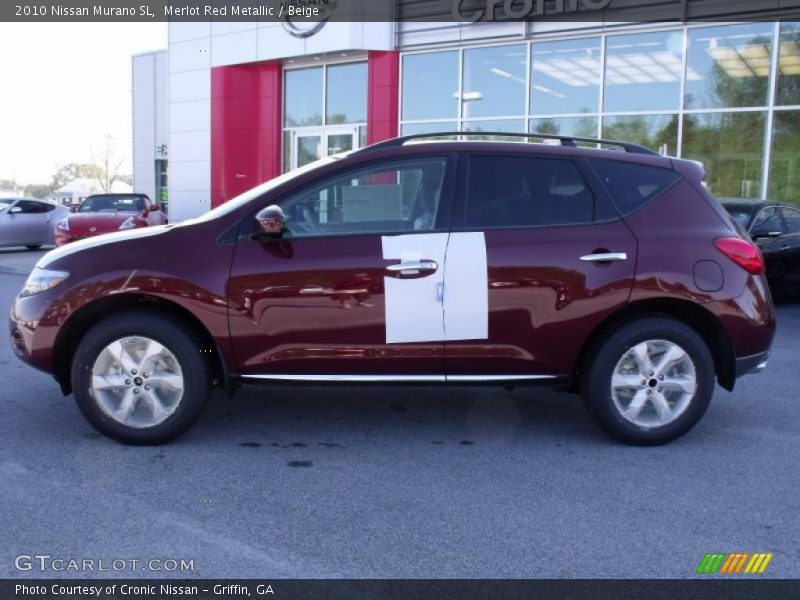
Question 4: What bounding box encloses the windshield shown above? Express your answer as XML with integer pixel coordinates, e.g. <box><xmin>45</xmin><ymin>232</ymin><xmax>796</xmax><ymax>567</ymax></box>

<box><xmin>189</xmin><ymin>153</ymin><xmax>349</xmax><ymax>224</ymax></box>
<box><xmin>0</xmin><ymin>199</ymin><xmax>13</xmax><ymax>212</ymax></box>
<box><xmin>78</xmin><ymin>195</ymin><xmax>143</xmax><ymax>213</ymax></box>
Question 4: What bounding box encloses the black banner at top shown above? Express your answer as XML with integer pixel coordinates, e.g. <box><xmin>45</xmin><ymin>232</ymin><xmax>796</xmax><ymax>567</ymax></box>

<box><xmin>2</xmin><ymin>0</ymin><xmax>800</xmax><ymax>22</ymax></box>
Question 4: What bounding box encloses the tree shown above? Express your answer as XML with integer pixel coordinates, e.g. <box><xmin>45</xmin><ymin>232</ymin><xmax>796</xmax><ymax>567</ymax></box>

<box><xmin>91</xmin><ymin>135</ymin><xmax>127</xmax><ymax>192</ymax></box>
<box><xmin>51</xmin><ymin>163</ymin><xmax>104</xmax><ymax>188</ymax></box>
<box><xmin>0</xmin><ymin>178</ymin><xmax>19</xmax><ymax>190</ymax></box>
<box><xmin>24</xmin><ymin>183</ymin><xmax>57</xmax><ymax>200</ymax></box>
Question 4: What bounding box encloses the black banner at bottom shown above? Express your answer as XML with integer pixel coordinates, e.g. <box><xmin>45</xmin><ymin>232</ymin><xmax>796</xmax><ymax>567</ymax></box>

<box><xmin>2</xmin><ymin>579</ymin><xmax>799</xmax><ymax>600</ymax></box>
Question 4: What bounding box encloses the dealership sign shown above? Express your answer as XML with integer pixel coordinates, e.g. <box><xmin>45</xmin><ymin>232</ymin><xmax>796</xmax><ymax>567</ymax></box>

<box><xmin>282</xmin><ymin>0</ymin><xmax>334</xmax><ymax>37</ymax></box>
<box><xmin>452</xmin><ymin>0</ymin><xmax>613</xmax><ymax>22</ymax></box>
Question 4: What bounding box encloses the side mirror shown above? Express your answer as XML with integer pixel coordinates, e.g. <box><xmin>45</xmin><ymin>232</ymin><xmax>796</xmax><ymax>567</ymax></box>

<box><xmin>752</xmin><ymin>229</ymin><xmax>781</xmax><ymax>240</ymax></box>
<box><xmin>255</xmin><ymin>204</ymin><xmax>285</xmax><ymax>238</ymax></box>
<box><xmin>8</xmin><ymin>206</ymin><xmax>21</xmax><ymax>214</ymax></box>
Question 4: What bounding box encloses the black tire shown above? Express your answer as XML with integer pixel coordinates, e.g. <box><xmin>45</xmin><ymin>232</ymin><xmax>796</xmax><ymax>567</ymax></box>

<box><xmin>71</xmin><ymin>310</ymin><xmax>211</xmax><ymax>445</ymax></box>
<box><xmin>581</xmin><ymin>317</ymin><xmax>715</xmax><ymax>446</ymax></box>
<box><xmin>25</xmin><ymin>244</ymin><xmax>42</xmax><ymax>250</ymax></box>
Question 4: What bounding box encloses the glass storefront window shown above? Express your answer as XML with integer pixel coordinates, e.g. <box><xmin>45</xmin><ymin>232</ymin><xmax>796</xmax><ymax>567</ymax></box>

<box><xmin>682</xmin><ymin>111</ymin><xmax>766</xmax><ymax>198</ymax></box>
<box><xmin>685</xmin><ymin>24</ymin><xmax>774</xmax><ymax>110</ymax></box>
<box><xmin>604</xmin><ymin>31</ymin><xmax>684</xmax><ymax>112</ymax></box>
<box><xmin>464</xmin><ymin>119</ymin><xmax>525</xmax><ymax>132</ymax></box>
<box><xmin>777</xmin><ymin>22</ymin><xmax>800</xmax><ymax>106</ymax></box>
<box><xmin>602</xmin><ymin>114</ymin><xmax>679</xmax><ymax>156</ymax></box>
<box><xmin>462</xmin><ymin>45</ymin><xmax>527</xmax><ymax>118</ymax></box>
<box><xmin>402</xmin><ymin>52</ymin><xmax>459</xmax><ymax>121</ymax></box>
<box><xmin>401</xmin><ymin>121</ymin><xmax>458</xmax><ymax>136</ymax></box>
<box><xmin>285</xmin><ymin>67</ymin><xmax>323</xmax><ymax>127</ymax></box>
<box><xmin>769</xmin><ymin>111</ymin><xmax>800</xmax><ymax>203</ymax></box>
<box><xmin>530</xmin><ymin>116</ymin><xmax>599</xmax><ymax>138</ymax></box>
<box><xmin>326</xmin><ymin>63</ymin><xmax>367</xmax><ymax>125</ymax></box>
<box><xmin>531</xmin><ymin>37</ymin><xmax>601</xmax><ymax>115</ymax></box>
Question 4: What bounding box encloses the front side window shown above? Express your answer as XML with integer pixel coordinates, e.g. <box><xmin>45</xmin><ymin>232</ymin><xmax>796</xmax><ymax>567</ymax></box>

<box><xmin>751</xmin><ymin>207</ymin><xmax>784</xmax><ymax>235</ymax></box>
<box><xmin>782</xmin><ymin>208</ymin><xmax>800</xmax><ymax>233</ymax></box>
<box><xmin>464</xmin><ymin>155</ymin><xmax>595</xmax><ymax>229</ymax></box>
<box><xmin>15</xmin><ymin>200</ymin><xmax>45</xmax><ymax>214</ymax></box>
<box><xmin>276</xmin><ymin>158</ymin><xmax>448</xmax><ymax>238</ymax></box>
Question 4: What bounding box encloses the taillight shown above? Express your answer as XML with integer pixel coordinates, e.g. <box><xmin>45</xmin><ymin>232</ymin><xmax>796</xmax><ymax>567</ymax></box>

<box><xmin>714</xmin><ymin>237</ymin><xmax>764</xmax><ymax>275</ymax></box>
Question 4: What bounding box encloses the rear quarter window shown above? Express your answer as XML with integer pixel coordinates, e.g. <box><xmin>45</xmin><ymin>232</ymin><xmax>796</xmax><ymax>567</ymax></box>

<box><xmin>589</xmin><ymin>159</ymin><xmax>682</xmax><ymax>216</ymax></box>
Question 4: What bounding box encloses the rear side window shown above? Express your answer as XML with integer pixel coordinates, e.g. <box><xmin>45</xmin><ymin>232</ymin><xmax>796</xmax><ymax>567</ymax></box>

<box><xmin>590</xmin><ymin>159</ymin><xmax>681</xmax><ymax>216</ymax></box>
<box><xmin>465</xmin><ymin>155</ymin><xmax>595</xmax><ymax>229</ymax></box>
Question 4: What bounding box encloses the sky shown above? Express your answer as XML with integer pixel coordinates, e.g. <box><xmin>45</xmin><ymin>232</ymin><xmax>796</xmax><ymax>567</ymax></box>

<box><xmin>0</xmin><ymin>23</ymin><xmax>167</xmax><ymax>185</ymax></box>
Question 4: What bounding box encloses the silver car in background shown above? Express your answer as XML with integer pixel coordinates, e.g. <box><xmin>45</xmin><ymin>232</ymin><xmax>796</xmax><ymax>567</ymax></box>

<box><xmin>0</xmin><ymin>197</ymin><xmax>70</xmax><ymax>250</ymax></box>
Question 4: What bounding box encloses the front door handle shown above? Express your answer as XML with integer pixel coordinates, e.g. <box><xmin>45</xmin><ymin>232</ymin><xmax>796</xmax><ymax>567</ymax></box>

<box><xmin>580</xmin><ymin>252</ymin><xmax>628</xmax><ymax>263</ymax></box>
<box><xmin>386</xmin><ymin>260</ymin><xmax>438</xmax><ymax>277</ymax></box>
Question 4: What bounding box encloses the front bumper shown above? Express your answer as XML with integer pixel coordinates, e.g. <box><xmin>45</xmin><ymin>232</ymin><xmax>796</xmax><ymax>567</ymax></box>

<box><xmin>735</xmin><ymin>350</ymin><xmax>770</xmax><ymax>378</ymax></box>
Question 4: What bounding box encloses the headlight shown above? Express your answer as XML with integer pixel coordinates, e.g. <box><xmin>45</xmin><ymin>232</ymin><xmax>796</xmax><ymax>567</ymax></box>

<box><xmin>56</xmin><ymin>218</ymin><xmax>69</xmax><ymax>231</ymax></box>
<box><xmin>20</xmin><ymin>268</ymin><xmax>69</xmax><ymax>297</ymax></box>
<box><xmin>119</xmin><ymin>217</ymin><xmax>136</xmax><ymax>230</ymax></box>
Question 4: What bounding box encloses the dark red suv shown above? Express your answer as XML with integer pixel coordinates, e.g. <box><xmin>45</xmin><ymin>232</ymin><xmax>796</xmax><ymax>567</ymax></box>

<box><xmin>9</xmin><ymin>133</ymin><xmax>775</xmax><ymax>445</ymax></box>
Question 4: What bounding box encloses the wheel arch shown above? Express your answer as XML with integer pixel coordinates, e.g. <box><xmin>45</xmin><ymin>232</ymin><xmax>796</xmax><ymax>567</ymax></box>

<box><xmin>575</xmin><ymin>298</ymin><xmax>736</xmax><ymax>392</ymax></box>
<box><xmin>52</xmin><ymin>294</ymin><xmax>228</xmax><ymax>395</ymax></box>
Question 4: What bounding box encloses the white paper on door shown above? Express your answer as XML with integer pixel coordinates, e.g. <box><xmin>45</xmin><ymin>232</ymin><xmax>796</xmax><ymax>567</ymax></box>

<box><xmin>382</xmin><ymin>232</ymin><xmax>488</xmax><ymax>344</ymax></box>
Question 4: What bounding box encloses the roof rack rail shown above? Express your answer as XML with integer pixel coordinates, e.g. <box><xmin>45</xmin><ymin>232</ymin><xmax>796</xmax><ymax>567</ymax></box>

<box><xmin>355</xmin><ymin>131</ymin><xmax>659</xmax><ymax>156</ymax></box>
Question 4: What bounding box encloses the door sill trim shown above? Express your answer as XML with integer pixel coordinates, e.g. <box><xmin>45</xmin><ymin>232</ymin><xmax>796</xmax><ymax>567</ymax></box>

<box><xmin>240</xmin><ymin>374</ymin><xmax>558</xmax><ymax>383</ymax></box>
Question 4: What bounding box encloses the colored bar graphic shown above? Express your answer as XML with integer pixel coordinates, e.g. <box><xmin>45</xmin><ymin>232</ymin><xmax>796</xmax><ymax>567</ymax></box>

<box><xmin>699</xmin><ymin>552</ymin><xmax>773</xmax><ymax>574</ymax></box>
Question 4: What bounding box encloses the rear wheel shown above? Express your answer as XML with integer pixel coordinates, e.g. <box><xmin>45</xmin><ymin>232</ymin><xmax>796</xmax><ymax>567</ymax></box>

<box><xmin>71</xmin><ymin>311</ymin><xmax>211</xmax><ymax>445</ymax></box>
<box><xmin>582</xmin><ymin>317</ymin><xmax>715</xmax><ymax>445</ymax></box>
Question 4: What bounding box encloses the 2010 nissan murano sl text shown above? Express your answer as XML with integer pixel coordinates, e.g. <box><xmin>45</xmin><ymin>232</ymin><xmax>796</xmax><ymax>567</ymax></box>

<box><xmin>9</xmin><ymin>133</ymin><xmax>776</xmax><ymax>445</ymax></box>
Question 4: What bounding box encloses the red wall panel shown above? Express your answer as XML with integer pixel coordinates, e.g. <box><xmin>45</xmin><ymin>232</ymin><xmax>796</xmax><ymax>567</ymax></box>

<box><xmin>367</xmin><ymin>51</ymin><xmax>400</xmax><ymax>145</ymax></box>
<box><xmin>211</xmin><ymin>60</ymin><xmax>282</xmax><ymax>208</ymax></box>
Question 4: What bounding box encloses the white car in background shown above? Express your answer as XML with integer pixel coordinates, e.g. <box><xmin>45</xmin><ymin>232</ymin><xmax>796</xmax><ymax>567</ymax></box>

<box><xmin>0</xmin><ymin>197</ymin><xmax>70</xmax><ymax>250</ymax></box>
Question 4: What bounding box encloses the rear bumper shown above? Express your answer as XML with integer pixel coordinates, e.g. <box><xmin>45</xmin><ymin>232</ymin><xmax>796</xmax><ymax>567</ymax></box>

<box><xmin>735</xmin><ymin>350</ymin><xmax>770</xmax><ymax>378</ymax></box>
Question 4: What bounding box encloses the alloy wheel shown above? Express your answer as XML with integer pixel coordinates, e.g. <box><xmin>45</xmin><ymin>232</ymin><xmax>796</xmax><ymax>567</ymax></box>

<box><xmin>610</xmin><ymin>339</ymin><xmax>697</xmax><ymax>429</ymax></box>
<box><xmin>90</xmin><ymin>336</ymin><xmax>185</xmax><ymax>429</ymax></box>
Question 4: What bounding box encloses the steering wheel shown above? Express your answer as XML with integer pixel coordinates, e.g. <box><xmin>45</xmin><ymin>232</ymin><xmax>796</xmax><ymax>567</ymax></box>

<box><xmin>288</xmin><ymin>202</ymin><xmax>319</xmax><ymax>235</ymax></box>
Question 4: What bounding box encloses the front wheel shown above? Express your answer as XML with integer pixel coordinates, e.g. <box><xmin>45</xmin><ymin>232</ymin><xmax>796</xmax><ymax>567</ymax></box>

<box><xmin>582</xmin><ymin>317</ymin><xmax>715</xmax><ymax>445</ymax></box>
<box><xmin>71</xmin><ymin>311</ymin><xmax>211</xmax><ymax>444</ymax></box>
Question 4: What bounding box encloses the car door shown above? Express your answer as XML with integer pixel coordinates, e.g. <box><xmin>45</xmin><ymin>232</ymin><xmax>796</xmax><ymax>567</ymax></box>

<box><xmin>5</xmin><ymin>199</ymin><xmax>48</xmax><ymax>245</ymax></box>
<box><xmin>445</xmin><ymin>153</ymin><xmax>638</xmax><ymax>379</ymax></box>
<box><xmin>750</xmin><ymin>206</ymin><xmax>788</xmax><ymax>284</ymax></box>
<box><xmin>227</xmin><ymin>155</ymin><xmax>455</xmax><ymax>378</ymax></box>
<box><xmin>778</xmin><ymin>207</ymin><xmax>800</xmax><ymax>290</ymax></box>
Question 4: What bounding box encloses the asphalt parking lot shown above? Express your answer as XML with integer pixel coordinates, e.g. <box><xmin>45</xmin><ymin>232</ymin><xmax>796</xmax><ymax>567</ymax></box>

<box><xmin>1</xmin><ymin>246</ymin><xmax>798</xmax><ymax>579</ymax></box>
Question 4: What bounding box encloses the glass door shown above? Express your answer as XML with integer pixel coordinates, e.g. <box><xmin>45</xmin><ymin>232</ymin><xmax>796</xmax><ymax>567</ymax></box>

<box><xmin>292</xmin><ymin>129</ymin><xmax>324</xmax><ymax>170</ymax></box>
<box><xmin>290</xmin><ymin>126</ymin><xmax>359</xmax><ymax>171</ymax></box>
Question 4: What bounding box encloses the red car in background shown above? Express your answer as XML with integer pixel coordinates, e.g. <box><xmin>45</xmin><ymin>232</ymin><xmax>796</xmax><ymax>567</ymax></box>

<box><xmin>55</xmin><ymin>193</ymin><xmax>167</xmax><ymax>246</ymax></box>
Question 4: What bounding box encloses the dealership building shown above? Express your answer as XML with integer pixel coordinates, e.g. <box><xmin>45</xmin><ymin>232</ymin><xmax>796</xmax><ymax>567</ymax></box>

<box><xmin>132</xmin><ymin>12</ymin><xmax>800</xmax><ymax>221</ymax></box>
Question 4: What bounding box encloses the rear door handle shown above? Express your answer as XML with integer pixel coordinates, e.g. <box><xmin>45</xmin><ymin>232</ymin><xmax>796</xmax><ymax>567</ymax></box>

<box><xmin>580</xmin><ymin>252</ymin><xmax>628</xmax><ymax>263</ymax></box>
<box><xmin>386</xmin><ymin>260</ymin><xmax>438</xmax><ymax>278</ymax></box>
